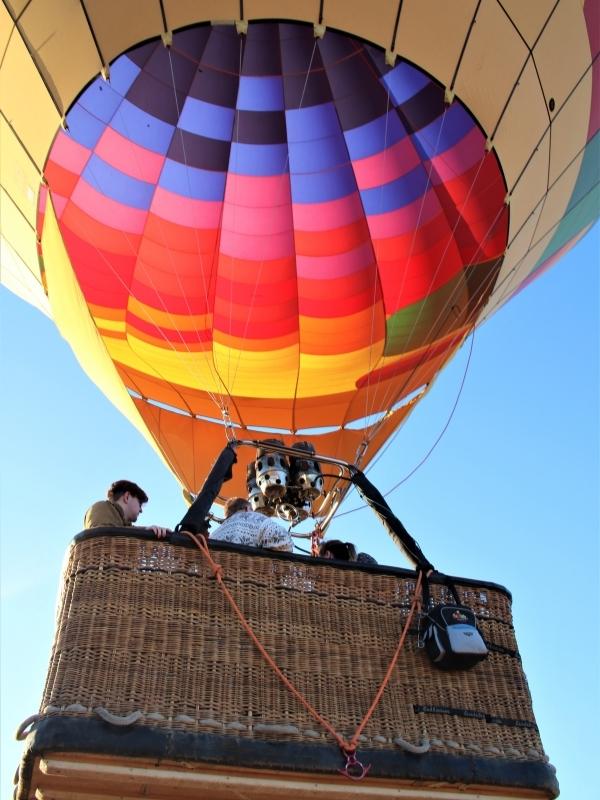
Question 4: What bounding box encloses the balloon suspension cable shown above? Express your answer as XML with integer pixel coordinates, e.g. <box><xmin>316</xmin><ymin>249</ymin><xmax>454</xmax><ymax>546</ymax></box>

<box><xmin>336</xmin><ymin>328</ymin><xmax>476</xmax><ymax>520</ymax></box>
<box><xmin>221</xmin><ymin>407</ymin><xmax>236</xmax><ymax>442</ymax></box>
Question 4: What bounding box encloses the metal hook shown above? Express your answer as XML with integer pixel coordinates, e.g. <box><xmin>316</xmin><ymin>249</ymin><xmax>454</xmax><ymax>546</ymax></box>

<box><xmin>339</xmin><ymin>749</ymin><xmax>371</xmax><ymax>781</ymax></box>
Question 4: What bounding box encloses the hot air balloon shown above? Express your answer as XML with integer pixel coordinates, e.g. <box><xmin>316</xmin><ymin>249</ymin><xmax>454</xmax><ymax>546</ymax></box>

<box><xmin>2</xmin><ymin>1</ymin><xmax>597</xmax><ymax>798</ymax></box>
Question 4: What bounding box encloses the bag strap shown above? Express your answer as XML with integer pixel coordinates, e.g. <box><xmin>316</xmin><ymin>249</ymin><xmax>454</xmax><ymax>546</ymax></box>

<box><xmin>421</xmin><ymin>572</ymin><xmax>462</xmax><ymax>610</ymax></box>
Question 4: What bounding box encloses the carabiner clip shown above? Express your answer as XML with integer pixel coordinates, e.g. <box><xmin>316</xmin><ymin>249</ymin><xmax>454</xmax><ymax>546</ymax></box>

<box><xmin>339</xmin><ymin>749</ymin><xmax>371</xmax><ymax>781</ymax></box>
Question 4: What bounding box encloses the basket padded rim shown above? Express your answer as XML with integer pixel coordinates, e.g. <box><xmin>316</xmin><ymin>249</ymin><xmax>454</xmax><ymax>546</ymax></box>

<box><xmin>18</xmin><ymin>716</ymin><xmax>558</xmax><ymax>797</ymax></box>
<box><xmin>72</xmin><ymin>529</ymin><xmax>512</xmax><ymax>598</ymax></box>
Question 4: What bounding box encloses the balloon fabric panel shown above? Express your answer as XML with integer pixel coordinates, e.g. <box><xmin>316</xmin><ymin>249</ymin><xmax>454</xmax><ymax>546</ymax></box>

<box><xmin>39</xmin><ymin>23</ymin><xmax>509</xmax><ymax>489</ymax></box>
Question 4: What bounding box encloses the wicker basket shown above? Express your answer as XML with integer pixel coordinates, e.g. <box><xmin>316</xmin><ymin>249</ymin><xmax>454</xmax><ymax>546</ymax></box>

<box><xmin>17</xmin><ymin>530</ymin><xmax>558</xmax><ymax>798</ymax></box>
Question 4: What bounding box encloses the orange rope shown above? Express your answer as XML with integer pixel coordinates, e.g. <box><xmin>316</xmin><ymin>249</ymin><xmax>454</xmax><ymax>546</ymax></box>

<box><xmin>185</xmin><ymin>532</ymin><xmax>423</xmax><ymax>756</ymax></box>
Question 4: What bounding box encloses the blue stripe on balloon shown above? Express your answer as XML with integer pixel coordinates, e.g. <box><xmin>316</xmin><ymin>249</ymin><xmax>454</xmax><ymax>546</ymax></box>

<box><xmin>83</xmin><ymin>154</ymin><xmax>155</xmax><ymax>209</ymax></box>
<box><xmin>382</xmin><ymin>62</ymin><xmax>430</xmax><ymax>106</ymax></box>
<box><xmin>288</xmin><ymin>133</ymin><xmax>349</xmax><ymax>173</ymax></box>
<box><xmin>179</xmin><ymin>97</ymin><xmax>235</xmax><ymax>142</ymax></box>
<box><xmin>286</xmin><ymin>104</ymin><xmax>341</xmax><ymax>142</ymax></box>
<box><xmin>360</xmin><ymin>163</ymin><xmax>429</xmax><ymax>215</ymax></box>
<box><xmin>108</xmin><ymin>56</ymin><xmax>141</xmax><ymax>97</ymax></box>
<box><xmin>414</xmin><ymin>102</ymin><xmax>474</xmax><ymax>159</ymax></box>
<box><xmin>237</xmin><ymin>76</ymin><xmax>284</xmax><ymax>111</ymax></box>
<box><xmin>229</xmin><ymin>142</ymin><xmax>288</xmax><ymax>176</ymax></box>
<box><xmin>344</xmin><ymin>112</ymin><xmax>406</xmax><ymax>161</ymax></box>
<box><xmin>65</xmin><ymin>104</ymin><xmax>106</xmax><ymax>149</ymax></box>
<box><xmin>290</xmin><ymin>163</ymin><xmax>357</xmax><ymax>203</ymax></box>
<box><xmin>111</xmin><ymin>99</ymin><xmax>175</xmax><ymax>154</ymax></box>
<box><xmin>78</xmin><ymin>79</ymin><xmax>123</xmax><ymax>124</ymax></box>
<box><xmin>159</xmin><ymin>159</ymin><xmax>226</xmax><ymax>200</ymax></box>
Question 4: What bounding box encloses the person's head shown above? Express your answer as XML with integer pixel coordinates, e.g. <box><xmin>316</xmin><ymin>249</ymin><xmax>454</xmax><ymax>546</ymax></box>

<box><xmin>319</xmin><ymin>540</ymin><xmax>357</xmax><ymax>562</ymax></box>
<box><xmin>224</xmin><ymin>496</ymin><xmax>251</xmax><ymax>519</ymax></box>
<box><xmin>107</xmin><ymin>480</ymin><xmax>148</xmax><ymax>523</ymax></box>
<box><xmin>356</xmin><ymin>552</ymin><xmax>378</xmax><ymax>566</ymax></box>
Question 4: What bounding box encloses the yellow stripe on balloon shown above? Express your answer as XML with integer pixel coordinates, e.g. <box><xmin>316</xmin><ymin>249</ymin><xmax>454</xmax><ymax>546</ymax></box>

<box><xmin>127</xmin><ymin>295</ymin><xmax>213</xmax><ymax>332</ymax></box>
<box><xmin>213</xmin><ymin>341</ymin><xmax>300</xmax><ymax>398</ymax></box>
<box><xmin>104</xmin><ymin>335</ymin><xmax>225</xmax><ymax>394</ymax></box>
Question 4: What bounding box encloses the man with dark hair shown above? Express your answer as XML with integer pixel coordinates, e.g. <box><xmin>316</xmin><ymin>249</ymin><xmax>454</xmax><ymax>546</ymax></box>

<box><xmin>318</xmin><ymin>539</ymin><xmax>357</xmax><ymax>561</ymax></box>
<box><xmin>209</xmin><ymin>496</ymin><xmax>293</xmax><ymax>552</ymax></box>
<box><xmin>84</xmin><ymin>480</ymin><xmax>170</xmax><ymax>538</ymax></box>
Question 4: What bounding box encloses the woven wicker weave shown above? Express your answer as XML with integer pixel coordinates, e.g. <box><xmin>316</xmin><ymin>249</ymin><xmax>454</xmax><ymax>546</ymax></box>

<box><xmin>40</xmin><ymin>532</ymin><xmax>546</xmax><ymax>766</ymax></box>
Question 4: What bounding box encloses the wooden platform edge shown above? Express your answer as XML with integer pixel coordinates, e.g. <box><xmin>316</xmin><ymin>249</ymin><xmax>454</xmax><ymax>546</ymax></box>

<box><xmin>14</xmin><ymin>716</ymin><xmax>559</xmax><ymax>800</ymax></box>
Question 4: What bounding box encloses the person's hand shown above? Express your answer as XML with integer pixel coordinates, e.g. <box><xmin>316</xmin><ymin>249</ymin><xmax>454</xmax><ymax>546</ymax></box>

<box><xmin>147</xmin><ymin>525</ymin><xmax>171</xmax><ymax>539</ymax></box>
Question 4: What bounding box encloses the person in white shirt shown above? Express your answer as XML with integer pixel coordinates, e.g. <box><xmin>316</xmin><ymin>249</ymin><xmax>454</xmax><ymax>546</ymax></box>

<box><xmin>209</xmin><ymin>497</ymin><xmax>293</xmax><ymax>553</ymax></box>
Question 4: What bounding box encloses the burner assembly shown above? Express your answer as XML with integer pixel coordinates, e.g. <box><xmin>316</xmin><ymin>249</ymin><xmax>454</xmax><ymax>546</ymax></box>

<box><xmin>246</xmin><ymin>440</ymin><xmax>324</xmax><ymax>523</ymax></box>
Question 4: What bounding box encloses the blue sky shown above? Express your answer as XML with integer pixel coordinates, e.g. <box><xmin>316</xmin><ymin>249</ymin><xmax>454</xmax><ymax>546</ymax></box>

<box><xmin>1</xmin><ymin>226</ymin><xmax>598</xmax><ymax>798</ymax></box>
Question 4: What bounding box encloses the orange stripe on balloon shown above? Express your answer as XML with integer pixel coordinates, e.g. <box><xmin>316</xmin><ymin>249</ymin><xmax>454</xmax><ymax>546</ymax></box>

<box><xmin>213</xmin><ymin>329</ymin><xmax>299</xmax><ymax>351</ymax></box>
<box><xmin>44</xmin><ymin>160</ymin><xmax>80</xmax><ymax>198</ymax></box>
<box><xmin>215</xmin><ymin>273</ymin><xmax>298</xmax><ymax>305</ymax></box>
<box><xmin>294</xmin><ymin>219</ymin><xmax>371</xmax><ymax>256</ymax></box>
<box><xmin>297</xmin><ymin>268</ymin><xmax>379</xmax><ymax>302</ymax></box>
<box><xmin>299</xmin><ymin>286</ymin><xmax>383</xmax><ymax>318</ymax></box>
<box><xmin>216</xmin><ymin>255</ymin><xmax>297</xmax><ymax>283</ymax></box>
<box><xmin>299</xmin><ymin>316</ymin><xmax>385</xmax><ymax>355</ymax></box>
<box><xmin>122</xmin><ymin>317</ymin><xmax>212</xmax><ymax>350</ymax></box>
<box><xmin>61</xmin><ymin>202</ymin><xmax>141</xmax><ymax>255</ymax></box>
<box><xmin>88</xmin><ymin>303</ymin><xmax>126</xmax><ymax>322</ymax></box>
<box><xmin>126</xmin><ymin>296</ymin><xmax>212</xmax><ymax>331</ymax></box>
<box><xmin>98</xmin><ymin>328</ymin><xmax>128</xmax><ymax>340</ymax></box>
<box><xmin>142</xmin><ymin>214</ymin><xmax>220</xmax><ymax>253</ymax></box>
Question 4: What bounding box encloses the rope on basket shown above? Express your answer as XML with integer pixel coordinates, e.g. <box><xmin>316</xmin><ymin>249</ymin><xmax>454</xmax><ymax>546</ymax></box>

<box><xmin>185</xmin><ymin>532</ymin><xmax>428</xmax><ymax>779</ymax></box>
<box><xmin>15</xmin><ymin>715</ymin><xmax>40</xmax><ymax>741</ymax></box>
<box><xmin>94</xmin><ymin>707</ymin><xmax>143</xmax><ymax>726</ymax></box>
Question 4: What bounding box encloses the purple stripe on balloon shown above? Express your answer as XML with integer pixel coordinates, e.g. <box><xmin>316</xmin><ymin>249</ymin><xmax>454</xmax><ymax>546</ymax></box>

<box><xmin>71</xmin><ymin>179</ymin><xmax>148</xmax><ymax>233</ymax></box>
<box><xmin>290</xmin><ymin>163</ymin><xmax>358</xmax><ymax>203</ymax></box>
<box><xmin>65</xmin><ymin>104</ymin><xmax>106</xmax><ymax>149</ymax></box>
<box><xmin>77</xmin><ymin>78</ymin><xmax>124</xmax><ymax>124</ymax></box>
<box><xmin>229</xmin><ymin>142</ymin><xmax>288</xmax><ymax>176</ymax></box>
<box><xmin>352</xmin><ymin>135</ymin><xmax>422</xmax><ymax>190</ymax></box>
<box><xmin>344</xmin><ymin>112</ymin><xmax>406</xmax><ymax>160</ymax></box>
<box><xmin>159</xmin><ymin>159</ymin><xmax>226</xmax><ymax>201</ymax></box>
<box><xmin>365</xmin><ymin>191</ymin><xmax>440</xmax><ymax>238</ymax></box>
<box><xmin>413</xmin><ymin>102</ymin><xmax>475</xmax><ymax>160</ymax></box>
<box><xmin>108</xmin><ymin>56</ymin><xmax>142</xmax><ymax>97</ymax></box>
<box><xmin>237</xmin><ymin>76</ymin><xmax>285</xmax><ymax>111</ymax></box>
<box><xmin>360</xmin><ymin>163</ymin><xmax>430</xmax><ymax>215</ymax></box>
<box><xmin>288</xmin><ymin>132</ymin><xmax>349</xmax><ymax>173</ymax></box>
<box><xmin>111</xmin><ymin>99</ymin><xmax>175</xmax><ymax>155</ymax></box>
<box><xmin>286</xmin><ymin>103</ymin><xmax>341</xmax><ymax>142</ymax></box>
<box><xmin>382</xmin><ymin>62</ymin><xmax>431</xmax><ymax>106</ymax></box>
<box><xmin>428</xmin><ymin>127</ymin><xmax>485</xmax><ymax>185</ymax></box>
<box><xmin>179</xmin><ymin>96</ymin><xmax>235</xmax><ymax>141</ymax></box>
<box><xmin>83</xmin><ymin>154</ymin><xmax>155</xmax><ymax>210</ymax></box>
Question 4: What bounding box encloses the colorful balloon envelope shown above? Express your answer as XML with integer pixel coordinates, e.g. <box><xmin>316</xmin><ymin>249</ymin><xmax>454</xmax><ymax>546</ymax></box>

<box><xmin>1</xmin><ymin>7</ymin><xmax>597</xmax><ymax>502</ymax></box>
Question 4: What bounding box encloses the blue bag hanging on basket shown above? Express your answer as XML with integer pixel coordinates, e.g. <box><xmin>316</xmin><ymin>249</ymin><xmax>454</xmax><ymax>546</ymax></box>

<box><xmin>421</xmin><ymin>576</ymin><xmax>488</xmax><ymax>670</ymax></box>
